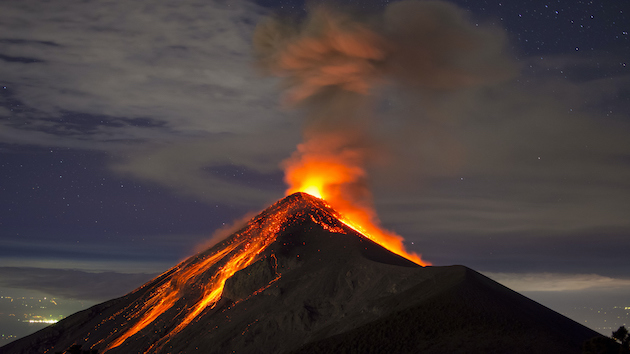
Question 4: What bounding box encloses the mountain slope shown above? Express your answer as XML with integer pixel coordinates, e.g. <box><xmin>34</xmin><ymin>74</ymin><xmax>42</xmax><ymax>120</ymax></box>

<box><xmin>292</xmin><ymin>266</ymin><xmax>597</xmax><ymax>354</ymax></box>
<box><xmin>0</xmin><ymin>193</ymin><xmax>601</xmax><ymax>353</ymax></box>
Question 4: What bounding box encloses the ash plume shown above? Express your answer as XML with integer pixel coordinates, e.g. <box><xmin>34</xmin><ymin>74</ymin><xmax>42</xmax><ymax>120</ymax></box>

<box><xmin>254</xmin><ymin>0</ymin><xmax>517</xmax><ymax>259</ymax></box>
<box><xmin>254</xmin><ymin>0</ymin><xmax>516</xmax><ymax>104</ymax></box>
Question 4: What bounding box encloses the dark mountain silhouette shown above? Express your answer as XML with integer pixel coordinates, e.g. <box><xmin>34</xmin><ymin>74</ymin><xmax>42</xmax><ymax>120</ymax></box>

<box><xmin>1</xmin><ymin>193</ymin><xmax>601</xmax><ymax>353</ymax></box>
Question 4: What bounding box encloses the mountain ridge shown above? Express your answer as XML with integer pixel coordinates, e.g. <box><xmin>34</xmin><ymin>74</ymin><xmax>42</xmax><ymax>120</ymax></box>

<box><xmin>0</xmin><ymin>192</ymin><xmax>601</xmax><ymax>353</ymax></box>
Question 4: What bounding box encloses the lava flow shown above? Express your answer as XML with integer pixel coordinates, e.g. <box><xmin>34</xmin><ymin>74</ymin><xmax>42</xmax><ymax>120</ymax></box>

<box><xmin>101</xmin><ymin>197</ymin><xmax>310</xmax><ymax>353</ymax></box>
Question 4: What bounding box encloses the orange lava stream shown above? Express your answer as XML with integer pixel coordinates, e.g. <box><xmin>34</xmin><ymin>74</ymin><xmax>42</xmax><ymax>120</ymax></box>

<box><xmin>146</xmin><ymin>237</ymin><xmax>273</xmax><ymax>353</ymax></box>
<box><xmin>103</xmin><ymin>198</ymin><xmax>296</xmax><ymax>353</ymax></box>
<box><xmin>103</xmin><ymin>244</ymin><xmax>238</xmax><ymax>352</ymax></box>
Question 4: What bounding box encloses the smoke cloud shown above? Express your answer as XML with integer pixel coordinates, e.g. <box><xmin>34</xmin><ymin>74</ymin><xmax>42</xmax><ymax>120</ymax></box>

<box><xmin>383</xmin><ymin>1</ymin><xmax>516</xmax><ymax>89</ymax></box>
<box><xmin>254</xmin><ymin>0</ymin><xmax>517</xmax><ymax>248</ymax></box>
<box><xmin>254</xmin><ymin>1</ymin><xmax>516</xmax><ymax>104</ymax></box>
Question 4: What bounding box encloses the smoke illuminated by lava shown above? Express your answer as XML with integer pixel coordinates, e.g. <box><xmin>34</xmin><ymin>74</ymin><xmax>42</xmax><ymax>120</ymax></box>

<box><xmin>255</xmin><ymin>1</ymin><xmax>515</xmax><ymax>267</ymax></box>
<box><xmin>283</xmin><ymin>132</ymin><xmax>430</xmax><ymax>266</ymax></box>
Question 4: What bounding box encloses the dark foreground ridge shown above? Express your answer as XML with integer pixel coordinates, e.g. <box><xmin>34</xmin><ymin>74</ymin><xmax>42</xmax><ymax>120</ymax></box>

<box><xmin>1</xmin><ymin>193</ymin><xmax>602</xmax><ymax>354</ymax></box>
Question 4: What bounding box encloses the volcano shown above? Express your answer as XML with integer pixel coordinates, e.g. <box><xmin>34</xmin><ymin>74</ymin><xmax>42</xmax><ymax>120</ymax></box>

<box><xmin>1</xmin><ymin>193</ymin><xmax>600</xmax><ymax>353</ymax></box>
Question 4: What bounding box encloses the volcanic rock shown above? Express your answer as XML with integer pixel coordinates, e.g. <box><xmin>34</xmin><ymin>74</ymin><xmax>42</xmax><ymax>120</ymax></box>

<box><xmin>0</xmin><ymin>193</ymin><xmax>601</xmax><ymax>354</ymax></box>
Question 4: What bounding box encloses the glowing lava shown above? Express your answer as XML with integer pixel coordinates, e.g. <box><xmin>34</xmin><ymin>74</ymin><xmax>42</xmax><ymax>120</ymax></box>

<box><xmin>284</xmin><ymin>137</ymin><xmax>430</xmax><ymax>267</ymax></box>
<box><xmin>101</xmin><ymin>198</ymin><xmax>302</xmax><ymax>353</ymax></box>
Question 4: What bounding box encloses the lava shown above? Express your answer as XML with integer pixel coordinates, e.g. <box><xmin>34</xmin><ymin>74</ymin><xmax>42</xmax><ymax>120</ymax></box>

<box><xmin>284</xmin><ymin>137</ymin><xmax>430</xmax><ymax>266</ymax></box>
<box><xmin>103</xmin><ymin>245</ymin><xmax>239</xmax><ymax>352</ymax></box>
<box><xmin>101</xmin><ymin>197</ymin><xmax>314</xmax><ymax>353</ymax></box>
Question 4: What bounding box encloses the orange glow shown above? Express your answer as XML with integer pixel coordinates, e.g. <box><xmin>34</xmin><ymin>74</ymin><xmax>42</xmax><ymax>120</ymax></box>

<box><xmin>303</xmin><ymin>185</ymin><xmax>323</xmax><ymax>199</ymax></box>
<box><xmin>103</xmin><ymin>244</ymin><xmax>239</xmax><ymax>352</ymax></box>
<box><xmin>284</xmin><ymin>136</ymin><xmax>430</xmax><ymax>267</ymax></box>
<box><xmin>101</xmin><ymin>200</ymin><xmax>301</xmax><ymax>353</ymax></box>
<box><xmin>146</xmin><ymin>239</ymin><xmax>273</xmax><ymax>353</ymax></box>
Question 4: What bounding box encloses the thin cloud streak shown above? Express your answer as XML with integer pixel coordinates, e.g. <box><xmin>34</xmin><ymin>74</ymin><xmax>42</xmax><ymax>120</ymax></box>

<box><xmin>484</xmin><ymin>272</ymin><xmax>630</xmax><ymax>292</ymax></box>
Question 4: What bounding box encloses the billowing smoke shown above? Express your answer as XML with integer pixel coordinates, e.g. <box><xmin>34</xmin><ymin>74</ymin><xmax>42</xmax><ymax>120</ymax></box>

<box><xmin>254</xmin><ymin>1</ymin><xmax>515</xmax><ymax>102</ymax></box>
<box><xmin>253</xmin><ymin>0</ymin><xmax>517</xmax><ymax>262</ymax></box>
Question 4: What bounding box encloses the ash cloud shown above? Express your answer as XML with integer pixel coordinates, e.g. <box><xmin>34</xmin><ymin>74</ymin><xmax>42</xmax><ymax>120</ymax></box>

<box><xmin>0</xmin><ymin>0</ymin><xmax>291</xmax><ymax>205</ymax></box>
<box><xmin>254</xmin><ymin>0</ymin><xmax>517</xmax><ymax>105</ymax></box>
<box><xmin>382</xmin><ymin>1</ymin><xmax>516</xmax><ymax>90</ymax></box>
<box><xmin>253</xmin><ymin>0</ymin><xmax>517</xmax><ymax>170</ymax></box>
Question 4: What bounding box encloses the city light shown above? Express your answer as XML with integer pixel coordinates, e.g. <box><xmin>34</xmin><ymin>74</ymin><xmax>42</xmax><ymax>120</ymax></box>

<box><xmin>26</xmin><ymin>319</ymin><xmax>58</xmax><ymax>324</ymax></box>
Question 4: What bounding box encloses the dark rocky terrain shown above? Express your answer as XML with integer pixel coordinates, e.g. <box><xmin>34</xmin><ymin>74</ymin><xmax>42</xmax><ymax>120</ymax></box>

<box><xmin>0</xmin><ymin>193</ymin><xmax>601</xmax><ymax>353</ymax></box>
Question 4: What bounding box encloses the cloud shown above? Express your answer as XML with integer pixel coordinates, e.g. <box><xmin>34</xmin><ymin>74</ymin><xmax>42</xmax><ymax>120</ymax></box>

<box><xmin>110</xmin><ymin>134</ymin><xmax>295</xmax><ymax>205</ymax></box>
<box><xmin>483</xmin><ymin>272</ymin><xmax>630</xmax><ymax>292</ymax></box>
<box><xmin>0</xmin><ymin>0</ymin><xmax>275</xmax><ymax>140</ymax></box>
<box><xmin>0</xmin><ymin>0</ymin><xmax>299</xmax><ymax>205</ymax></box>
<box><xmin>0</xmin><ymin>233</ymin><xmax>212</xmax><ymax>274</ymax></box>
<box><xmin>373</xmin><ymin>54</ymin><xmax>630</xmax><ymax>237</ymax></box>
<box><xmin>0</xmin><ymin>267</ymin><xmax>158</xmax><ymax>301</ymax></box>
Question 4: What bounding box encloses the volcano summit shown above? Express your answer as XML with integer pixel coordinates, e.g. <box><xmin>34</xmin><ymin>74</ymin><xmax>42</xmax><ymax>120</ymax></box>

<box><xmin>1</xmin><ymin>193</ymin><xmax>600</xmax><ymax>353</ymax></box>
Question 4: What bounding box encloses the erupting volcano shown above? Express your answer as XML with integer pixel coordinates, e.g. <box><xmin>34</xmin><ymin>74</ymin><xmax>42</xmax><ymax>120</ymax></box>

<box><xmin>0</xmin><ymin>3</ymin><xmax>604</xmax><ymax>353</ymax></box>
<box><xmin>284</xmin><ymin>144</ymin><xmax>430</xmax><ymax>266</ymax></box>
<box><xmin>1</xmin><ymin>192</ymin><xmax>601</xmax><ymax>354</ymax></box>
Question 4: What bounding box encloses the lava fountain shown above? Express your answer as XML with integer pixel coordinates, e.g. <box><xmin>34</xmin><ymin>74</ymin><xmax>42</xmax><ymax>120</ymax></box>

<box><xmin>283</xmin><ymin>133</ymin><xmax>430</xmax><ymax>266</ymax></box>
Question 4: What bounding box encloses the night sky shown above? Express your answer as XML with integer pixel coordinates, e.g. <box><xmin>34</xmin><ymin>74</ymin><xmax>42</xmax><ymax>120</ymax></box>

<box><xmin>1</xmin><ymin>0</ymin><xmax>629</xmax><ymax>336</ymax></box>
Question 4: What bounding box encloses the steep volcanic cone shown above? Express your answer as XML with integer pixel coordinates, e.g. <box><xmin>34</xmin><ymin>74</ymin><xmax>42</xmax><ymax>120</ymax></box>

<box><xmin>1</xmin><ymin>193</ymin><xmax>601</xmax><ymax>354</ymax></box>
<box><xmin>0</xmin><ymin>193</ymin><xmax>411</xmax><ymax>354</ymax></box>
<box><xmin>97</xmin><ymin>193</ymin><xmax>361</xmax><ymax>353</ymax></box>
